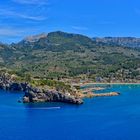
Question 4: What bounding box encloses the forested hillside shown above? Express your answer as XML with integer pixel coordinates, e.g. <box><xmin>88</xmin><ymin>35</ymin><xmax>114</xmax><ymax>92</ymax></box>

<box><xmin>0</xmin><ymin>31</ymin><xmax>140</xmax><ymax>82</ymax></box>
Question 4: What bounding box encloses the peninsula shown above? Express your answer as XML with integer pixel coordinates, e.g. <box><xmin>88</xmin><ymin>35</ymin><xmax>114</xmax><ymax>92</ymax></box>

<box><xmin>0</xmin><ymin>31</ymin><xmax>140</xmax><ymax>104</ymax></box>
<box><xmin>0</xmin><ymin>72</ymin><xmax>121</xmax><ymax>104</ymax></box>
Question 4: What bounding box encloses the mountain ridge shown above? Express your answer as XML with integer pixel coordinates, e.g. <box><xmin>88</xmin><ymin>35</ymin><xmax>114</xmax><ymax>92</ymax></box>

<box><xmin>1</xmin><ymin>31</ymin><xmax>140</xmax><ymax>49</ymax></box>
<box><xmin>92</xmin><ymin>37</ymin><xmax>140</xmax><ymax>48</ymax></box>
<box><xmin>17</xmin><ymin>31</ymin><xmax>140</xmax><ymax>48</ymax></box>
<box><xmin>0</xmin><ymin>31</ymin><xmax>139</xmax><ymax>82</ymax></box>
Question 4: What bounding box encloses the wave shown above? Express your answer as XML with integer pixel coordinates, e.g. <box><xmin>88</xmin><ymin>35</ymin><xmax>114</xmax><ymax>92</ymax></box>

<box><xmin>25</xmin><ymin>107</ymin><xmax>61</xmax><ymax>110</ymax></box>
<box><xmin>0</xmin><ymin>105</ymin><xmax>61</xmax><ymax>110</ymax></box>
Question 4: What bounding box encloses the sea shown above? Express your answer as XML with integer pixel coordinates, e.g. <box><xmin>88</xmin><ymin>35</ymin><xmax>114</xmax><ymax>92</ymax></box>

<box><xmin>0</xmin><ymin>84</ymin><xmax>140</xmax><ymax>140</ymax></box>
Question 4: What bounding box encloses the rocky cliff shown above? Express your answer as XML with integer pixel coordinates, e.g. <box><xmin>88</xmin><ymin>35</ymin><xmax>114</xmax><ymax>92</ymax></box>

<box><xmin>0</xmin><ymin>73</ymin><xmax>83</xmax><ymax>105</ymax></box>
<box><xmin>23</xmin><ymin>86</ymin><xmax>83</xmax><ymax>104</ymax></box>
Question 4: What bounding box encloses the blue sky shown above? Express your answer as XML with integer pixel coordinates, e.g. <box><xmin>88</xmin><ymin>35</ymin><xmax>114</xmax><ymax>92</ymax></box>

<box><xmin>1</xmin><ymin>0</ymin><xmax>140</xmax><ymax>43</ymax></box>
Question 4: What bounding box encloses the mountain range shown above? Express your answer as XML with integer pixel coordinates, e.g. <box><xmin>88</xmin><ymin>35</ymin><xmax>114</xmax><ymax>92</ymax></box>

<box><xmin>92</xmin><ymin>37</ymin><xmax>140</xmax><ymax>48</ymax></box>
<box><xmin>0</xmin><ymin>31</ymin><xmax>140</xmax><ymax>82</ymax></box>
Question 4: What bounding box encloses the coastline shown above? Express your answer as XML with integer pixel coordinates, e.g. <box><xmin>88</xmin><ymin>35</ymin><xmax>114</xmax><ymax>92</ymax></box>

<box><xmin>80</xmin><ymin>82</ymin><xmax>140</xmax><ymax>87</ymax></box>
<box><xmin>0</xmin><ymin>72</ymin><xmax>138</xmax><ymax>104</ymax></box>
<box><xmin>78</xmin><ymin>82</ymin><xmax>140</xmax><ymax>98</ymax></box>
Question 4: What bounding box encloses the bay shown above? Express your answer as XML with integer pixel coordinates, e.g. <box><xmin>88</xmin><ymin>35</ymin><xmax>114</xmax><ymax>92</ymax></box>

<box><xmin>0</xmin><ymin>85</ymin><xmax>140</xmax><ymax>140</ymax></box>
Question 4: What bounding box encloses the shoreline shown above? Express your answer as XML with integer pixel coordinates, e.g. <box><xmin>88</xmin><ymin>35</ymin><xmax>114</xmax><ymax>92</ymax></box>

<box><xmin>0</xmin><ymin>72</ymin><xmax>138</xmax><ymax>104</ymax></box>
<box><xmin>79</xmin><ymin>82</ymin><xmax>139</xmax><ymax>98</ymax></box>
<box><xmin>80</xmin><ymin>82</ymin><xmax>140</xmax><ymax>86</ymax></box>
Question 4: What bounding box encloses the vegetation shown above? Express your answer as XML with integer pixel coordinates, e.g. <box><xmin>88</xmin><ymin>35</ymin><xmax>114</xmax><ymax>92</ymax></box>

<box><xmin>0</xmin><ymin>31</ymin><xmax>140</xmax><ymax>83</ymax></box>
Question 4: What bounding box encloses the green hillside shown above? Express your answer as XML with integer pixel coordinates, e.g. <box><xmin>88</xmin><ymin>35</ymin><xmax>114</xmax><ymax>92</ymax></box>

<box><xmin>0</xmin><ymin>31</ymin><xmax>140</xmax><ymax>82</ymax></box>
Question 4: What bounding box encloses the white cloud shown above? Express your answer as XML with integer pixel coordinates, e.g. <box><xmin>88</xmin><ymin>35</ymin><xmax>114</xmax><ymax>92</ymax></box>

<box><xmin>0</xmin><ymin>9</ymin><xmax>47</xmax><ymax>21</ymax></box>
<box><xmin>0</xmin><ymin>28</ymin><xmax>25</xmax><ymax>37</ymax></box>
<box><xmin>12</xmin><ymin>0</ymin><xmax>48</xmax><ymax>5</ymax></box>
<box><xmin>0</xmin><ymin>26</ymin><xmax>42</xmax><ymax>37</ymax></box>
<box><xmin>0</xmin><ymin>27</ymin><xmax>38</xmax><ymax>43</ymax></box>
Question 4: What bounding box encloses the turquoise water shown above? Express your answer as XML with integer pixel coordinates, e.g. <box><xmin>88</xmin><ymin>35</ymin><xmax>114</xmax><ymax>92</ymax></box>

<box><xmin>0</xmin><ymin>85</ymin><xmax>140</xmax><ymax>140</ymax></box>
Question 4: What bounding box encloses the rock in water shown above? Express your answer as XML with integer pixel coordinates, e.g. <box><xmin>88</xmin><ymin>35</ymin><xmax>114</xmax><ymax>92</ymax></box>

<box><xmin>23</xmin><ymin>90</ymin><xmax>83</xmax><ymax>105</ymax></box>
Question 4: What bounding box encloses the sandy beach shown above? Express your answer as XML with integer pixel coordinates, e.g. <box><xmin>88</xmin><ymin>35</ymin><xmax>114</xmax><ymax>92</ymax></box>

<box><xmin>80</xmin><ymin>82</ymin><xmax>140</xmax><ymax>87</ymax></box>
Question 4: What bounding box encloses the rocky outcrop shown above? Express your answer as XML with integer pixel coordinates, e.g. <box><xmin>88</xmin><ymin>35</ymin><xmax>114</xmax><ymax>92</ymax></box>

<box><xmin>0</xmin><ymin>74</ymin><xmax>27</xmax><ymax>91</ymax></box>
<box><xmin>78</xmin><ymin>91</ymin><xmax>120</xmax><ymax>98</ymax></box>
<box><xmin>0</xmin><ymin>73</ymin><xmax>120</xmax><ymax>105</ymax></box>
<box><xmin>0</xmin><ymin>74</ymin><xmax>83</xmax><ymax>105</ymax></box>
<box><xmin>23</xmin><ymin>88</ymin><xmax>83</xmax><ymax>104</ymax></box>
<box><xmin>92</xmin><ymin>92</ymin><xmax>120</xmax><ymax>97</ymax></box>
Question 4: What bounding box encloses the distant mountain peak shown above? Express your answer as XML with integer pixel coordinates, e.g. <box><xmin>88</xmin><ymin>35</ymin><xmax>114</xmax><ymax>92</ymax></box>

<box><xmin>23</xmin><ymin>33</ymin><xmax>47</xmax><ymax>43</ymax></box>
<box><xmin>92</xmin><ymin>37</ymin><xmax>140</xmax><ymax>48</ymax></box>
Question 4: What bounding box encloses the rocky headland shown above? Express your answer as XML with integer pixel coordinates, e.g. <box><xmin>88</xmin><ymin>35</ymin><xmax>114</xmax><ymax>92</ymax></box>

<box><xmin>0</xmin><ymin>73</ymin><xmax>120</xmax><ymax>105</ymax></box>
<box><xmin>0</xmin><ymin>73</ymin><xmax>83</xmax><ymax>105</ymax></box>
<box><xmin>23</xmin><ymin>87</ymin><xmax>83</xmax><ymax>104</ymax></box>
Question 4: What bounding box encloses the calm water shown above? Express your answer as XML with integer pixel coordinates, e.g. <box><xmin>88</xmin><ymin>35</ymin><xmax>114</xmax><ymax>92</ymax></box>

<box><xmin>0</xmin><ymin>85</ymin><xmax>140</xmax><ymax>140</ymax></box>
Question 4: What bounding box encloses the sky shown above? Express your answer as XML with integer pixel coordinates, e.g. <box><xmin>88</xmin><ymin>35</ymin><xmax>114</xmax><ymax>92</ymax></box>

<box><xmin>1</xmin><ymin>0</ymin><xmax>140</xmax><ymax>43</ymax></box>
